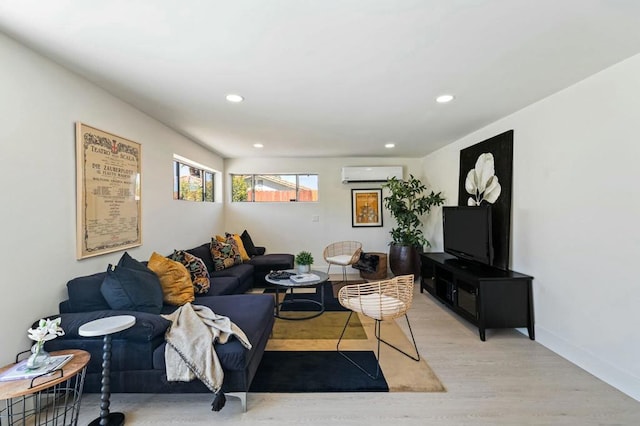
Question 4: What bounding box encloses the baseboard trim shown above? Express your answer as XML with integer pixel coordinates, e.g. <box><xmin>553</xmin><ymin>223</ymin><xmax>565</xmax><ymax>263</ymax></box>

<box><xmin>534</xmin><ymin>326</ymin><xmax>640</xmax><ymax>402</ymax></box>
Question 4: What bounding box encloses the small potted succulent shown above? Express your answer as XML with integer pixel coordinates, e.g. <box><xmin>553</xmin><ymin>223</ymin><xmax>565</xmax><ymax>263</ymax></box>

<box><xmin>295</xmin><ymin>251</ymin><xmax>314</xmax><ymax>274</ymax></box>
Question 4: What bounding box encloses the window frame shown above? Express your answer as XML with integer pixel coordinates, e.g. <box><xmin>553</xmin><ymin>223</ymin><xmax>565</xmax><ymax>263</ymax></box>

<box><xmin>173</xmin><ymin>157</ymin><xmax>215</xmax><ymax>202</ymax></box>
<box><xmin>231</xmin><ymin>173</ymin><xmax>318</xmax><ymax>202</ymax></box>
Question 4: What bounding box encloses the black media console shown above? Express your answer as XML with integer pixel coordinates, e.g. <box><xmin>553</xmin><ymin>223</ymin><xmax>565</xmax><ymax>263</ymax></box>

<box><xmin>419</xmin><ymin>252</ymin><xmax>534</xmax><ymax>341</ymax></box>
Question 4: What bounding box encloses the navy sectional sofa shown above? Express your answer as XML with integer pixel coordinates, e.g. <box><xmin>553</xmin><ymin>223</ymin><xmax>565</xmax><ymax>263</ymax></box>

<box><xmin>185</xmin><ymin>242</ymin><xmax>294</xmax><ymax>292</ymax></box>
<box><xmin>43</xmin><ymin>241</ymin><xmax>294</xmax><ymax>411</ymax></box>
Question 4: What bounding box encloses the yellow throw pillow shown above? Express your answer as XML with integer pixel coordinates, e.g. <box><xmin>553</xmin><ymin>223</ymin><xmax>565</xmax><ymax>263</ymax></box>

<box><xmin>147</xmin><ymin>252</ymin><xmax>195</xmax><ymax>306</ymax></box>
<box><xmin>228</xmin><ymin>233</ymin><xmax>250</xmax><ymax>261</ymax></box>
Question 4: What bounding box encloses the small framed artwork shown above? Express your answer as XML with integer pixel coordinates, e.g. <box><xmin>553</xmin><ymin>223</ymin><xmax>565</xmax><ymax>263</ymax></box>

<box><xmin>351</xmin><ymin>188</ymin><xmax>383</xmax><ymax>227</ymax></box>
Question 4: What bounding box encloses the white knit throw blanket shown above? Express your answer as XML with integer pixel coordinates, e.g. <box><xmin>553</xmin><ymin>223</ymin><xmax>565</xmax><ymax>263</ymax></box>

<box><xmin>161</xmin><ymin>303</ymin><xmax>252</xmax><ymax>393</ymax></box>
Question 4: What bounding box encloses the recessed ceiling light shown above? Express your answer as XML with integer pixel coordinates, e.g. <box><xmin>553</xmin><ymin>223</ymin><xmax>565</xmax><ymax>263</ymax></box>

<box><xmin>253</xmin><ymin>143</ymin><xmax>264</xmax><ymax>148</ymax></box>
<box><xmin>226</xmin><ymin>94</ymin><xmax>244</xmax><ymax>103</ymax></box>
<box><xmin>436</xmin><ymin>94</ymin><xmax>454</xmax><ymax>103</ymax></box>
<box><xmin>385</xmin><ymin>143</ymin><xmax>395</xmax><ymax>148</ymax></box>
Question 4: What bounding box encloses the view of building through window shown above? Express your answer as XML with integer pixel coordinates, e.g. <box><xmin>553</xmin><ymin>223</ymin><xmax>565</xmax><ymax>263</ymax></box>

<box><xmin>173</xmin><ymin>160</ymin><xmax>214</xmax><ymax>202</ymax></box>
<box><xmin>231</xmin><ymin>174</ymin><xmax>318</xmax><ymax>202</ymax></box>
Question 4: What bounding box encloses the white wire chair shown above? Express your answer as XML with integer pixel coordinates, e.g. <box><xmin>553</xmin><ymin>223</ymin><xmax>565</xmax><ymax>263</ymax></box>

<box><xmin>337</xmin><ymin>274</ymin><xmax>420</xmax><ymax>379</ymax></box>
<box><xmin>323</xmin><ymin>241</ymin><xmax>363</xmax><ymax>284</ymax></box>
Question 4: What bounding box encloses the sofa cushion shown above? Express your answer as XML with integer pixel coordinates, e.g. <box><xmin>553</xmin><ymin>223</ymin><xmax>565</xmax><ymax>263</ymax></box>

<box><xmin>147</xmin><ymin>252</ymin><xmax>195</xmax><ymax>306</ymax></box>
<box><xmin>66</xmin><ymin>272</ymin><xmax>111</xmax><ymax>313</ymax></box>
<box><xmin>224</xmin><ymin>234</ymin><xmax>244</xmax><ymax>261</ymax></box>
<box><xmin>240</xmin><ymin>230</ymin><xmax>258</xmax><ymax>257</ymax></box>
<box><xmin>153</xmin><ymin>294</ymin><xmax>274</xmax><ymax>372</ymax></box>
<box><xmin>248</xmin><ymin>253</ymin><xmax>295</xmax><ymax>286</ymax></box>
<box><xmin>226</xmin><ymin>233</ymin><xmax>250</xmax><ymax>261</ymax></box>
<box><xmin>168</xmin><ymin>250</ymin><xmax>211</xmax><ymax>295</ymax></box>
<box><xmin>210</xmin><ymin>263</ymin><xmax>253</xmax><ymax>283</ymax></box>
<box><xmin>56</xmin><ymin>310</ymin><xmax>171</xmax><ymax>342</ymax></box>
<box><xmin>210</xmin><ymin>239</ymin><xmax>241</xmax><ymax>271</ymax></box>
<box><xmin>185</xmin><ymin>243</ymin><xmax>216</xmax><ymax>273</ymax></box>
<box><xmin>117</xmin><ymin>252</ymin><xmax>152</xmax><ymax>273</ymax></box>
<box><xmin>101</xmin><ymin>265</ymin><xmax>164</xmax><ymax>314</ymax></box>
<box><xmin>198</xmin><ymin>277</ymin><xmax>241</xmax><ymax>297</ymax></box>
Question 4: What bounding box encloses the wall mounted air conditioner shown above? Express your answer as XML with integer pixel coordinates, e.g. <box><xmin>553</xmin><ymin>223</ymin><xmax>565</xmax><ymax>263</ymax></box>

<box><xmin>341</xmin><ymin>166</ymin><xmax>403</xmax><ymax>183</ymax></box>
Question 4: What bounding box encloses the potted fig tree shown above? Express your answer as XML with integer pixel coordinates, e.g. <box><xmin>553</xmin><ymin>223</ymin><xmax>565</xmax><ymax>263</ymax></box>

<box><xmin>382</xmin><ymin>175</ymin><xmax>445</xmax><ymax>276</ymax></box>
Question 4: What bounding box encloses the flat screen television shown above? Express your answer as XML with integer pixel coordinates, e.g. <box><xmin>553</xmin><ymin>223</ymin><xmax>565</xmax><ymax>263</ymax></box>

<box><xmin>442</xmin><ymin>205</ymin><xmax>494</xmax><ymax>266</ymax></box>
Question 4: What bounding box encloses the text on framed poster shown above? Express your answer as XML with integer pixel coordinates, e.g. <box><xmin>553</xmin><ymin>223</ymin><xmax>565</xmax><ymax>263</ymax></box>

<box><xmin>76</xmin><ymin>123</ymin><xmax>142</xmax><ymax>259</ymax></box>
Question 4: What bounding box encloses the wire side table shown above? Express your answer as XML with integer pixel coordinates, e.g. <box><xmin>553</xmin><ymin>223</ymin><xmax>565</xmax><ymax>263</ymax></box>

<box><xmin>0</xmin><ymin>349</ymin><xmax>90</xmax><ymax>426</ymax></box>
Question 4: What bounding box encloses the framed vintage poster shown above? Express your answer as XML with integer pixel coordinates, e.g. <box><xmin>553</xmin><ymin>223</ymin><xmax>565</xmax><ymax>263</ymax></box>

<box><xmin>76</xmin><ymin>123</ymin><xmax>142</xmax><ymax>259</ymax></box>
<box><xmin>351</xmin><ymin>188</ymin><xmax>383</xmax><ymax>227</ymax></box>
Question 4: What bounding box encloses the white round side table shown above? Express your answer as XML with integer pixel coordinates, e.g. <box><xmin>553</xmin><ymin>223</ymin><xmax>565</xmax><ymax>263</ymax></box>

<box><xmin>79</xmin><ymin>315</ymin><xmax>135</xmax><ymax>426</ymax></box>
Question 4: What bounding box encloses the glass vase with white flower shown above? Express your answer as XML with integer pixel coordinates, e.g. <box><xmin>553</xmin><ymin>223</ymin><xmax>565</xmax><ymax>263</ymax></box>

<box><xmin>26</xmin><ymin>317</ymin><xmax>65</xmax><ymax>369</ymax></box>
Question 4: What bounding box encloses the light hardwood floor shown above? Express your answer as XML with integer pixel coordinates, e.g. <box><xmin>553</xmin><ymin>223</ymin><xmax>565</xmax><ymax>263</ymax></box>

<box><xmin>77</xmin><ymin>283</ymin><xmax>640</xmax><ymax>425</ymax></box>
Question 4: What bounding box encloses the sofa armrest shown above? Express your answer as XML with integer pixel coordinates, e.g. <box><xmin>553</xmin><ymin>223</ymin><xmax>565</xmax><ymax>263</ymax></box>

<box><xmin>254</xmin><ymin>246</ymin><xmax>266</xmax><ymax>256</ymax></box>
<box><xmin>55</xmin><ymin>310</ymin><xmax>171</xmax><ymax>342</ymax></box>
<box><xmin>59</xmin><ymin>300</ymin><xmax>72</xmax><ymax>313</ymax></box>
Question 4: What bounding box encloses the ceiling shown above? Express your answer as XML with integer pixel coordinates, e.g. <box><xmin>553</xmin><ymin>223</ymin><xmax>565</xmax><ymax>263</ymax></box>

<box><xmin>2</xmin><ymin>1</ymin><xmax>640</xmax><ymax>159</ymax></box>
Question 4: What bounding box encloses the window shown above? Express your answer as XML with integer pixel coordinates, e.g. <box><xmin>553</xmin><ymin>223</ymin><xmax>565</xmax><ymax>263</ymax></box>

<box><xmin>231</xmin><ymin>174</ymin><xmax>318</xmax><ymax>202</ymax></box>
<box><xmin>173</xmin><ymin>160</ymin><xmax>214</xmax><ymax>202</ymax></box>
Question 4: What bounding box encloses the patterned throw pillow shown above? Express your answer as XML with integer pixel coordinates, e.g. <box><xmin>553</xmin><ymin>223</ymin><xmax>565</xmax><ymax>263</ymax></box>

<box><xmin>210</xmin><ymin>238</ymin><xmax>242</xmax><ymax>271</ymax></box>
<box><xmin>169</xmin><ymin>250</ymin><xmax>211</xmax><ymax>295</ymax></box>
<box><xmin>226</xmin><ymin>232</ymin><xmax>250</xmax><ymax>261</ymax></box>
<box><xmin>224</xmin><ymin>233</ymin><xmax>244</xmax><ymax>264</ymax></box>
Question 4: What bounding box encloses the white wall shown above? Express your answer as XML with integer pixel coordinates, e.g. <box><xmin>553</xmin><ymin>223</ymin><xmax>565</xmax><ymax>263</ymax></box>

<box><xmin>224</xmin><ymin>157</ymin><xmax>424</xmax><ymax>269</ymax></box>
<box><xmin>422</xmin><ymin>54</ymin><xmax>640</xmax><ymax>401</ymax></box>
<box><xmin>0</xmin><ymin>33</ymin><xmax>224</xmax><ymax>365</ymax></box>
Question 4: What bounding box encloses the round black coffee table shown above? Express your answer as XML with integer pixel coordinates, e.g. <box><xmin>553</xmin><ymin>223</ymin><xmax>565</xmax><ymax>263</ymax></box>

<box><xmin>265</xmin><ymin>269</ymin><xmax>330</xmax><ymax>320</ymax></box>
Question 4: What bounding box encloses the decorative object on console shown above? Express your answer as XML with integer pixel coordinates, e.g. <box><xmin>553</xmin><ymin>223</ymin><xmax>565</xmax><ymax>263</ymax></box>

<box><xmin>351</xmin><ymin>188</ymin><xmax>383</xmax><ymax>227</ymax></box>
<box><xmin>458</xmin><ymin>130</ymin><xmax>513</xmax><ymax>270</ymax></box>
<box><xmin>382</xmin><ymin>175</ymin><xmax>444</xmax><ymax>276</ymax></box>
<box><xmin>26</xmin><ymin>317</ymin><xmax>65</xmax><ymax>369</ymax></box>
<box><xmin>295</xmin><ymin>251</ymin><xmax>314</xmax><ymax>274</ymax></box>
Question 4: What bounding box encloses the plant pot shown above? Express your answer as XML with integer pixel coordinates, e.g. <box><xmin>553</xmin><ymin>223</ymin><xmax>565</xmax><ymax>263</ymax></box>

<box><xmin>389</xmin><ymin>244</ymin><xmax>421</xmax><ymax>278</ymax></box>
<box><xmin>298</xmin><ymin>264</ymin><xmax>311</xmax><ymax>274</ymax></box>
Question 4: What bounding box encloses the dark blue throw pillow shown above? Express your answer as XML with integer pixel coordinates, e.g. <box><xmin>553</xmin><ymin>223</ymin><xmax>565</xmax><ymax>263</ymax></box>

<box><xmin>240</xmin><ymin>230</ymin><xmax>258</xmax><ymax>257</ymax></box>
<box><xmin>66</xmin><ymin>272</ymin><xmax>111</xmax><ymax>313</ymax></box>
<box><xmin>100</xmin><ymin>264</ymin><xmax>163</xmax><ymax>314</ymax></box>
<box><xmin>118</xmin><ymin>252</ymin><xmax>153</xmax><ymax>273</ymax></box>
